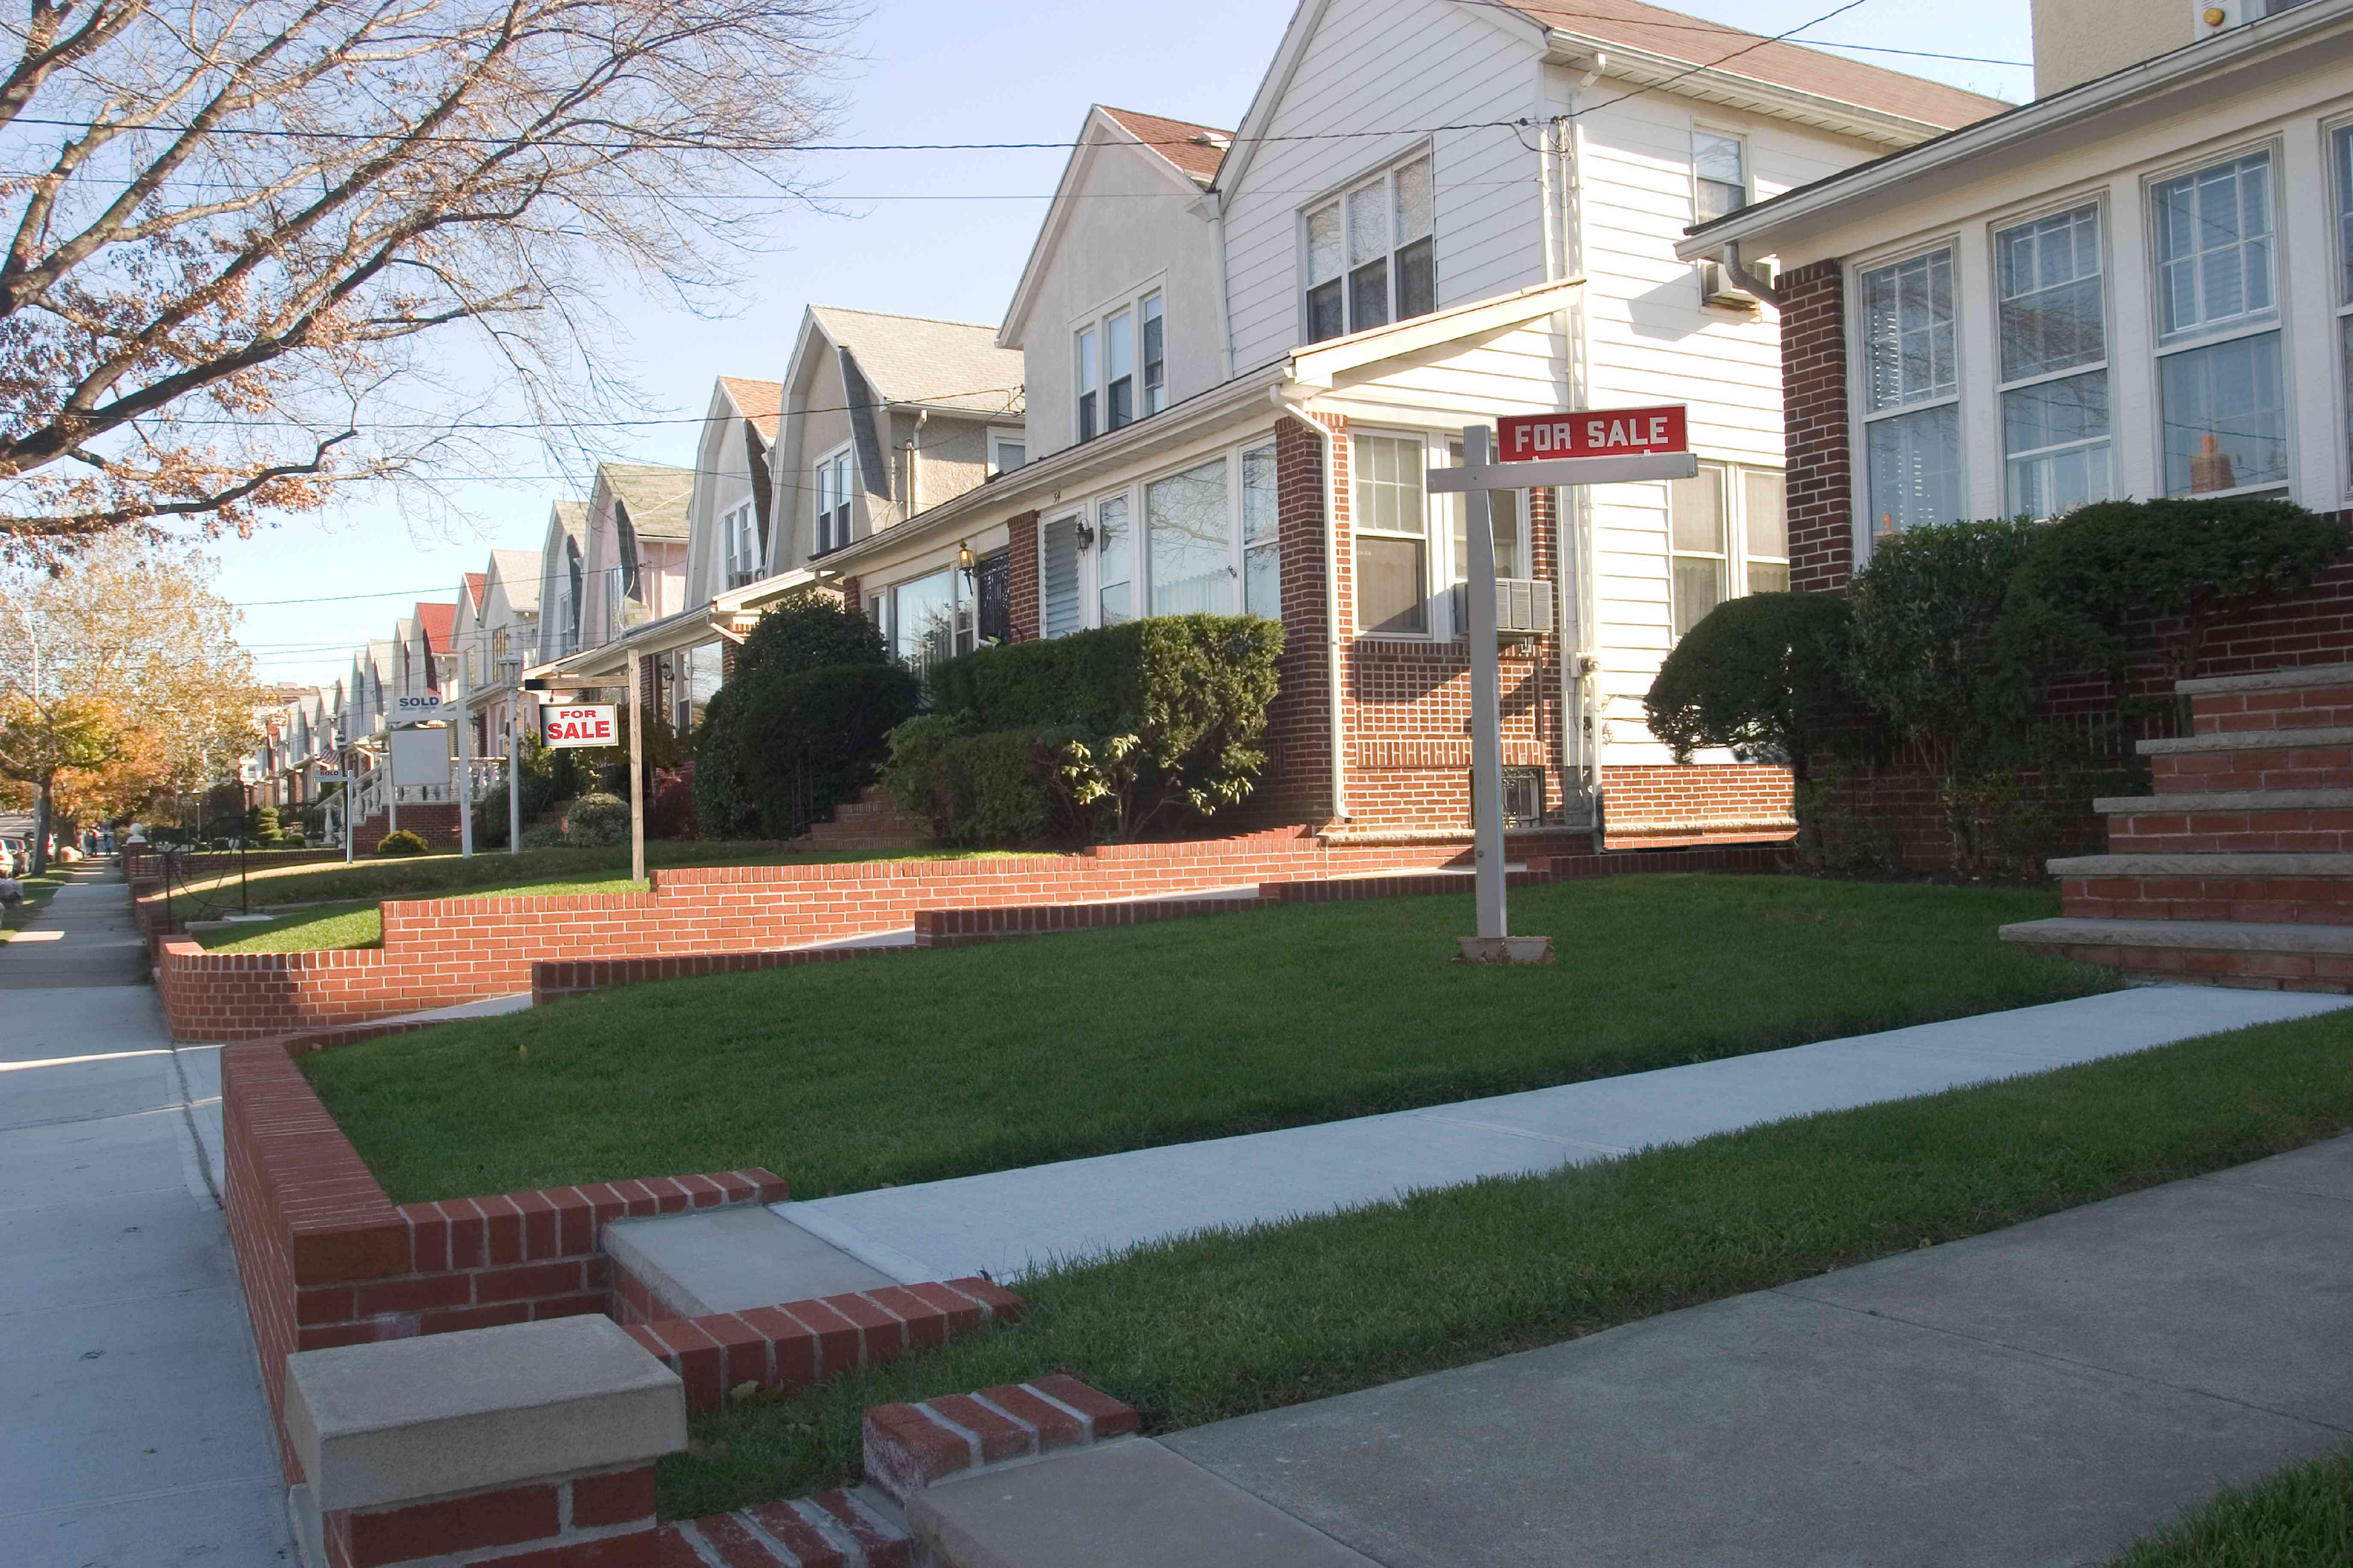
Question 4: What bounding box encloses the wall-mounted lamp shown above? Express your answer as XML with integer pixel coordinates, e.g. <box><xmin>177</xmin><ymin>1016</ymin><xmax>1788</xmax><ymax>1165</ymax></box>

<box><xmin>956</xmin><ymin>540</ymin><xmax>975</xmax><ymax>571</ymax></box>
<box><xmin>1075</xmin><ymin>521</ymin><xmax>1097</xmax><ymax>550</ymax></box>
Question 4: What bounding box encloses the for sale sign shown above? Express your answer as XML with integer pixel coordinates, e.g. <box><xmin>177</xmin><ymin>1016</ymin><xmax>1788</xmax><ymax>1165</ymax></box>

<box><xmin>1497</xmin><ymin>405</ymin><xmax>1688</xmax><ymax>462</ymax></box>
<box><xmin>542</xmin><ymin>703</ymin><xmax>618</xmax><ymax>748</ymax></box>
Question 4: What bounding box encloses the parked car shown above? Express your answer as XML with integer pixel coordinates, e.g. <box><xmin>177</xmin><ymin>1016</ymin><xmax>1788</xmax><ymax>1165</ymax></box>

<box><xmin>0</xmin><ymin>837</ymin><xmax>27</xmax><ymax>876</ymax></box>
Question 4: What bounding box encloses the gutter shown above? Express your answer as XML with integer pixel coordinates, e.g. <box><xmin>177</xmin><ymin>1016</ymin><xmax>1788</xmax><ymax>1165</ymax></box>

<box><xmin>1673</xmin><ymin>0</ymin><xmax>2353</xmax><ymax>260</ymax></box>
<box><xmin>1270</xmin><ymin>386</ymin><xmax>1348</xmax><ymax>825</ymax></box>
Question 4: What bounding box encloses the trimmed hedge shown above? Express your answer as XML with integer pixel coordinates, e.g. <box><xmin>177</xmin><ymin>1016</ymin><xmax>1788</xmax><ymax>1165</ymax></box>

<box><xmin>1645</xmin><ymin>592</ymin><xmax>1853</xmax><ymax>778</ymax></box>
<box><xmin>892</xmin><ymin>615</ymin><xmax>1285</xmax><ymax>844</ymax></box>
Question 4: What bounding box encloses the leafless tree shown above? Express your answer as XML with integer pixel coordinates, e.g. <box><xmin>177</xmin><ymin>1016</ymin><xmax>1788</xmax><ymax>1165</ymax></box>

<box><xmin>0</xmin><ymin>0</ymin><xmax>859</xmax><ymax>557</ymax></box>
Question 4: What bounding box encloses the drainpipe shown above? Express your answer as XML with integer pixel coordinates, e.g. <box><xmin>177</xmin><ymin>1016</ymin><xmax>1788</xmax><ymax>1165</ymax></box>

<box><xmin>904</xmin><ymin>409</ymin><xmax>930</xmax><ymax>517</ymax></box>
<box><xmin>1271</xmin><ymin>387</ymin><xmax>1348</xmax><ymax>825</ymax></box>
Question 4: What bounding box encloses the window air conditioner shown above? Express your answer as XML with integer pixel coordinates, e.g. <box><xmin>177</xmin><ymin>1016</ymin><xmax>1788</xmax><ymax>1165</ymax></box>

<box><xmin>1450</xmin><ymin>578</ymin><xmax>1555</xmax><ymax>640</ymax></box>
<box><xmin>1698</xmin><ymin>254</ymin><xmax>1778</xmax><ymax>308</ymax></box>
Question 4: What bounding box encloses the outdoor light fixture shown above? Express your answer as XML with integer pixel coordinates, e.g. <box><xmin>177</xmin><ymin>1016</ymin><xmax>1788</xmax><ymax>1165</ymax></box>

<box><xmin>1075</xmin><ymin>521</ymin><xmax>1096</xmax><ymax>549</ymax></box>
<box><xmin>956</xmin><ymin>540</ymin><xmax>974</xmax><ymax>571</ymax></box>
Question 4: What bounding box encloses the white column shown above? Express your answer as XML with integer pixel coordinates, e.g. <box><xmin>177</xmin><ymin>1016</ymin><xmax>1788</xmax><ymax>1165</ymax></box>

<box><xmin>456</xmin><ymin>671</ymin><xmax>474</xmax><ymax>858</ymax></box>
<box><xmin>628</xmin><ymin>651</ymin><xmax>646</xmax><ymax>885</ymax></box>
<box><xmin>507</xmin><ymin>704</ymin><xmax>521</xmax><ymax>856</ymax></box>
<box><xmin>1463</xmin><ymin>423</ymin><xmax>1508</xmax><ymax>941</ymax></box>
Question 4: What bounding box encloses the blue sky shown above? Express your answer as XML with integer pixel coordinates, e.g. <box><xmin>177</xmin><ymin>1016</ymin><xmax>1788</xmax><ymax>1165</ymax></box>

<box><xmin>220</xmin><ymin>0</ymin><xmax>2033</xmax><ymax>690</ymax></box>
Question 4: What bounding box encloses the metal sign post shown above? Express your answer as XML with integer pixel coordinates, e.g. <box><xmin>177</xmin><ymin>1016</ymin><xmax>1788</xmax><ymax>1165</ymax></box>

<box><xmin>507</xmin><ymin>707</ymin><xmax>521</xmax><ymax>857</ymax></box>
<box><xmin>1429</xmin><ymin>406</ymin><xmax>1698</xmax><ymax>963</ymax></box>
<box><xmin>627</xmin><ymin>651</ymin><xmax>646</xmax><ymax>887</ymax></box>
<box><xmin>456</xmin><ymin>668</ymin><xmax>474</xmax><ymax>858</ymax></box>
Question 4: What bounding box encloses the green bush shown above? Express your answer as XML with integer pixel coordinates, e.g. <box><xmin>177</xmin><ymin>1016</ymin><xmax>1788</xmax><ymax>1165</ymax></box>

<box><xmin>564</xmin><ymin>792</ymin><xmax>628</xmax><ymax>847</ymax></box>
<box><xmin>1844</xmin><ymin>516</ymin><xmax>2043</xmax><ymax>754</ymax></box>
<box><xmin>909</xmin><ymin>615</ymin><xmax>1284</xmax><ymax>841</ymax></box>
<box><xmin>883</xmin><ymin>716</ymin><xmax>1055</xmax><ymax>846</ymax></box>
<box><xmin>2002</xmin><ymin>496</ymin><xmax>2348</xmax><ymax>698</ymax></box>
<box><xmin>1645</xmin><ymin>593</ymin><xmax>1853</xmax><ymax>778</ymax></box>
<box><xmin>374</xmin><ymin>829</ymin><xmax>429</xmax><ymax>857</ymax></box>
<box><xmin>696</xmin><ymin>663</ymin><xmax>922</xmax><ymax>840</ymax></box>
<box><xmin>252</xmin><ymin>805</ymin><xmax>285</xmax><ymax>845</ymax></box>
<box><xmin>732</xmin><ymin>594</ymin><xmax>889</xmax><ymax>682</ymax></box>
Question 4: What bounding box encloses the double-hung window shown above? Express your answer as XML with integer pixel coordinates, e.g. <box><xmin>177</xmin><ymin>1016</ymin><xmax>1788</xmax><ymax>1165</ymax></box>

<box><xmin>1352</xmin><ymin>433</ymin><xmax>1431</xmax><ymax>635</ymax></box>
<box><xmin>1861</xmin><ymin>246</ymin><xmax>1962</xmax><ymax>536</ymax></box>
<box><xmin>1304</xmin><ymin>152</ymin><xmax>1435</xmax><ymax>344</ymax></box>
<box><xmin>1692</xmin><ymin>131</ymin><xmax>1747</xmax><ymax>222</ymax></box>
<box><xmin>1669</xmin><ymin>464</ymin><xmax>1788</xmax><ymax>638</ymax></box>
<box><xmin>988</xmin><ymin>429</ymin><xmax>1025</xmax><ymax>475</ymax></box>
<box><xmin>2152</xmin><ymin>149</ymin><xmax>2286</xmax><ymax>495</ymax></box>
<box><xmin>1997</xmin><ymin>203</ymin><xmax>2112</xmax><ymax>517</ymax></box>
<box><xmin>813</xmin><ymin>446</ymin><xmax>854</xmax><ymax>553</ymax></box>
<box><xmin>721</xmin><ymin>500</ymin><xmax>760</xmax><ymax>586</ymax></box>
<box><xmin>2335</xmin><ymin>124</ymin><xmax>2353</xmax><ymax>487</ymax></box>
<box><xmin>1075</xmin><ymin>289</ymin><xmax>1164</xmax><ymax>440</ymax></box>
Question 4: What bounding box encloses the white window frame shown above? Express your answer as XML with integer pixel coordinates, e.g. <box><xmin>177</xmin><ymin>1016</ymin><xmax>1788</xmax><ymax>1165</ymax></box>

<box><xmin>1349</xmin><ymin>427</ymin><xmax>1441</xmax><ymax>642</ymax></box>
<box><xmin>1691</xmin><ymin>125</ymin><xmax>1750</xmax><ymax>225</ymax></box>
<box><xmin>1668</xmin><ymin>462</ymin><xmax>1789</xmax><ymax>641</ymax></box>
<box><xmin>1852</xmin><ymin>237</ymin><xmax>1965</xmax><ymax>551</ymax></box>
<box><xmin>988</xmin><ymin>428</ymin><xmax>1027</xmax><ymax>476</ymax></box>
<box><xmin>1072</xmin><ymin>281</ymin><xmax>1166</xmax><ymax>442</ymax></box>
<box><xmin>1990</xmin><ymin>193</ymin><xmax>2115</xmax><ymax>519</ymax></box>
<box><xmin>2331</xmin><ymin>117</ymin><xmax>2353</xmax><ymax>495</ymax></box>
<box><xmin>813</xmin><ymin>443</ymin><xmax>855</xmax><ymax>555</ymax></box>
<box><xmin>1301</xmin><ymin>146</ymin><xmax>1437</xmax><ymax>345</ymax></box>
<box><xmin>720</xmin><ymin>498</ymin><xmax>760</xmax><ymax>586</ymax></box>
<box><xmin>2144</xmin><ymin>139</ymin><xmax>2292</xmax><ymax>500</ymax></box>
<box><xmin>1032</xmin><ymin>432</ymin><xmax>1286</xmax><ymax>639</ymax></box>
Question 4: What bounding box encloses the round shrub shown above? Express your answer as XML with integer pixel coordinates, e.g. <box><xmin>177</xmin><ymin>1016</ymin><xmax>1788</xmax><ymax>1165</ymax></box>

<box><xmin>1644</xmin><ymin>592</ymin><xmax>1852</xmax><ymax>777</ymax></box>
<box><xmin>564</xmin><ymin>792</ymin><xmax>629</xmax><ymax>846</ymax></box>
<box><xmin>731</xmin><ymin>594</ymin><xmax>889</xmax><ymax>682</ymax></box>
<box><xmin>1844</xmin><ymin>516</ymin><xmax>2043</xmax><ymax>749</ymax></box>
<box><xmin>374</xmin><ymin>829</ymin><xmax>429</xmax><ymax>857</ymax></box>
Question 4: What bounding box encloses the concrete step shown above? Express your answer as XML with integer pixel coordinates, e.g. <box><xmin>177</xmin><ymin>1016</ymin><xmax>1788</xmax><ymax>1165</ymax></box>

<box><xmin>2048</xmin><ymin>853</ymin><xmax>2353</xmax><ymax>877</ymax></box>
<box><xmin>605</xmin><ymin>1205</ymin><xmax>900</xmax><ymax>1322</ymax></box>
<box><xmin>2176</xmin><ymin>662</ymin><xmax>2353</xmax><ymax>695</ymax></box>
<box><xmin>2140</xmin><ymin>728</ymin><xmax>2353</xmax><ymax>794</ymax></box>
<box><xmin>2000</xmin><ymin>916</ymin><xmax>2353</xmax><ymax>993</ymax></box>
<box><xmin>2050</xmin><ymin>856</ymin><xmax>2353</xmax><ymax>926</ymax></box>
<box><xmin>2100</xmin><ymin>790</ymin><xmax>2353</xmax><ymax>853</ymax></box>
<box><xmin>2139</xmin><ymin>726</ymin><xmax>2353</xmax><ymax>754</ymax></box>
<box><xmin>660</xmin><ymin>1487</ymin><xmax>912</xmax><ymax>1567</ymax></box>
<box><xmin>2096</xmin><ymin>789</ymin><xmax>2353</xmax><ymax>814</ymax></box>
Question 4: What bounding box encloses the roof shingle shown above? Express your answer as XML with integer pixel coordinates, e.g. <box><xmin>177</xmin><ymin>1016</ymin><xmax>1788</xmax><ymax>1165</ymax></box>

<box><xmin>1099</xmin><ymin>105</ymin><xmax>1231</xmax><ymax>186</ymax></box>
<box><xmin>808</xmin><ymin>306</ymin><xmax>1026</xmax><ymax>418</ymax></box>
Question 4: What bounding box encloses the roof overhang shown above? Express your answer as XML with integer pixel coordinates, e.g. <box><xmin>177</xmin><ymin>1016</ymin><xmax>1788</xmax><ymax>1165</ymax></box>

<box><xmin>1543</xmin><ymin>30</ymin><xmax>1951</xmax><ymax>147</ymax></box>
<box><xmin>1675</xmin><ymin>0</ymin><xmax>2353</xmax><ymax>262</ymax></box>
<box><xmin>524</xmin><ymin>568</ymin><xmax>828</xmax><ymax>683</ymax></box>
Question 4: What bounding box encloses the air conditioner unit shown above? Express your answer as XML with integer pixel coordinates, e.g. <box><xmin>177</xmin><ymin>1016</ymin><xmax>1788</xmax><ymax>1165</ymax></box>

<box><xmin>1450</xmin><ymin>578</ymin><xmax>1555</xmax><ymax>640</ymax></box>
<box><xmin>1698</xmin><ymin>254</ymin><xmax>1778</xmax><ymax>308</ymax></box>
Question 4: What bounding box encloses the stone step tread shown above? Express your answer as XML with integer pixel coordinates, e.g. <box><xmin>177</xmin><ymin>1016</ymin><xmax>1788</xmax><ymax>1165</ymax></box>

<box><xmin>661</xmin><ymin>1487</ymin><xmax>911</xmax><ymax>1567</ymax></box>
<box><xmin>2001</xmin><ymin>917</ymin><xmax>2353</xmax><ymax>953</ymax></box>
<box><xmin>2140</xmin><ymin>727</ymin><xmax>2353</xmax><ymax>756</ymax></box>
<box><xmin>2096</xmin><ymin>789</ymin><xmax>2353</xmax><ymax>815</ymax></box>
<box><xmin>2178</xmin><ymin>663</ymin><xmax>2353</xmax><ymax>696</ymax></box>
<box><xmin>2048</xmin><ymin>853</ymin><xmax>2353</xmax><ymax>877</ymax></box>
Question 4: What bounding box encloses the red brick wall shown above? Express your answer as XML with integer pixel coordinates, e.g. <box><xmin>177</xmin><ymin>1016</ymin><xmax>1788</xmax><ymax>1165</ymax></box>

<box><xmin>1778</xmin><ymin>258</ymin><xmax>1854</xmax><ymax>595</ymax></box>
<box><xmin>1601</xmin><ymin>764</ymin><xmax>1796</xmax><ymax>843</ymax></box>
<box><xmin>221</xmin><ymin>1037</ymin><xmax>785</xmax><ymax>1480</ymax></box>
<box><xmin>355</xmin><ymin>802</ymin><xmax>460</xmax><ymax>853</ymax></box>
<box><xmin>158</xmin><ymin>829</ymin><xmax>1542</xmax><ymax>1038</ymax></box>
<box><xmin>1006</xmin><ymin>510</ymin><xmax>1040</xmax><ymax>642</ymax></box>
<box><xmin>1237</xmin><ymin>413</ymin><xmax>1341</xmax><ymax>829</ymax></box>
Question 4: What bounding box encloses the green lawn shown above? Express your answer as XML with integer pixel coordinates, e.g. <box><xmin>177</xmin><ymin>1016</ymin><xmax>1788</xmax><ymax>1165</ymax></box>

<box><xmin>305</xmin><ymin>876</ymin><xmax>2113</xmax><ymax>1204</ymax></box>
<box><xmin>175</xmin><ymin>839</ymin><xmax>999</xmax><ymax>910</ymax></box>
<box><xmin>2110</xmin><ymin>1444</ymin><xmax>2353</xmax><ymax>1566</ymax></box>
<box><xmin>657</xmin><ymin>1006</ymin><xmax>2353</xmax><ymax>1520</ymax></box>
<box><xmin>0</xmin><ymin>870</ymin><xmax>68</xmax><ymax>941</ymax></box>
<box><xmin>190</xmin><ymin>874</ymin><xmax>648</xmax><ymax>952</ymax></box>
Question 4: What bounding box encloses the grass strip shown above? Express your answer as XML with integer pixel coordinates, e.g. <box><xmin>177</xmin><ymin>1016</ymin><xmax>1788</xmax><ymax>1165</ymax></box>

<box><xmin>0</xmin><ymin>870</ymin><xmax>68</xmax><ymax>941</ymax></box>
<box><xmin>191</xmin><ymin>875</ymin><xmax>650</xmax><ymax>952</ymax></box>
<box><xmin>658</xmin><ymin>1006</ymin><xmax>2353</xmax><ymax>1520</ymax></box>
<box><xmin>2109</xmin><ymin>1444</ymin><xmax>2353</xmax><ymax>1566</ymax></box>
<box><xmin>304</xmin><ymin>876</ymin><xmax>2108</xmax><ymax>1202</ymax></box>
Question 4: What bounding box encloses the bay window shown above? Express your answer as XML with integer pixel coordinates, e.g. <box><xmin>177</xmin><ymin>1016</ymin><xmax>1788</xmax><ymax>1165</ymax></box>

<box><xmin>1997</xmin><ymin>203</ymin><xmax>2113</xmax><ymax>516</ymax></box>
<box><xmin>814</xmin><ymin>446</ymin><xmax>854</xmax><ymax>554</ymax></box>
<box><xmin>1861</xmin><ymin>246</ymin><xmax>1962</xmax><ymax>536</ymax></box>
<box><xmin>2152</xmin><ymin>150</ymin><xmax>2285</xmax><ymax>495</ymax></box>
<box><xmin>1304</xmin><ymin>152</ymin><xmax>1435</xmax><ymax>344</ymax></box>
<box><xmin>1035</xmin><ymin>438</ymin><xmax>1285</xmax><ymax>638</ymax></box>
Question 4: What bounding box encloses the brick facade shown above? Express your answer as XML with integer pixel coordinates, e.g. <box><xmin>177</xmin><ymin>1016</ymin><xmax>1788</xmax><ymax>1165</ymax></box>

<box><xmin>1006</xmin><ymin>510</ymin><xmax>1040</xmax><ymax>642</ymax></box>
<box><xmin>1778</xmin><ymin>258</ymin><xmax>1854</xmax><ymax>595</ymax></box>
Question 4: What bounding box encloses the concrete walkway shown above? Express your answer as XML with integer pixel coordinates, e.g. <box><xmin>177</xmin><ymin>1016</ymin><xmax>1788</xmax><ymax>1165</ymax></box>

<box><xmin>0</xmin><ymin>866</ymin><xmax>291</xmax><ymax>1567</ymax></box>
<box><xmin>775</xmin><ymin>985</ymin><xmax>2350</xmax><ymax>1285</ymax></box>
<box><xmin>913</xmin><ymin>1132</ymin><xmax>2353</xmax><ymax>1567</ymax></box>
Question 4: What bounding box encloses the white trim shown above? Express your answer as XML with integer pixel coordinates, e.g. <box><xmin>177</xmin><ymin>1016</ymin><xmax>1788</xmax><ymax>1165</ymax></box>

<box><xmin>1298</xmin><ymin>142</ymin><xmax>1438</xmax><ymax>347</ymax></box>
<box><xmin>813</xmin><ymin>441</ymin><xmax>856</xmax><ymax>556</ymax></box>
<box><xmin>988</xmin><ymin>428</ymin><xmax>1028</xmax><ymax>477</ymax></box>
<box><xmin>1850</xmin><ymin>238</ymin><xmax>1967</xmax><ymax>553</ymax></box>
<box><xmin>1988</xmin><ymin>195</ymin><xmax>2116</xmax><ymax>517</ymax></box>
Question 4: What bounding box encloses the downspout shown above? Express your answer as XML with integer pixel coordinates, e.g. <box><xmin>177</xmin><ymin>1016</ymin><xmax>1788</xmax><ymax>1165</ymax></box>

<box><xmin>1271</xmin><ymin>386</ymin><xmax>1348</xmax><ymax>825</ymax></box>
<box><xmin>1567</xmin><ymin>106</ymin><xmax>1606</xmax><ymax>835</ymax></box>
<box><xmin>904</xmin><ymin>408</ymin><xmax>931</xmax><ymax>518</ymax></box>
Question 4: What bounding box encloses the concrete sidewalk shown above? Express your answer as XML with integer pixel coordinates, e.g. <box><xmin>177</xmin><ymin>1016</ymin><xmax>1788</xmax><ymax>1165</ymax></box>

<box><xmin>908</xmin><ymin>1133</ymin><xmax>2353</xmax><ymax>1567</ymax></box>
<box><xmin>775</xmin><ymin>985</ymin><xmax>2350</xmax><ymax>1285</ymax></box>
<box><xmin>0</xmin><ymin>866</ymin><xmax>291</xmax><ymax>1567</ymax></box>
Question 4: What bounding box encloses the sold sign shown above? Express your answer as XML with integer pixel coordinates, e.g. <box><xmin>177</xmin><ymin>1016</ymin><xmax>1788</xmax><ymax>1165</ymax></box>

<box><xmin>1497</xmin><ymin>405</ymin><xmax>1687</xmax><ymax>462</ymax></box>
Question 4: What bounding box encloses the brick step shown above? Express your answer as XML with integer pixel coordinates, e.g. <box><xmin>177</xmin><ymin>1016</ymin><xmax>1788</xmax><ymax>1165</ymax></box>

<box><xmin>2101</xmin><ymin>790</ymin><xmax>2353</xmax><ymax>853</ymax></box>
<box><xmin>2053</xmin><ymin>854</ymin><xmax>2353</xmax><ymax>925</ymax></box>
<box><xmin>2183</xmin><ymin>663</ymin><xmax>2353</xmax><ymax>735</ymax></box>
<box><xmin>1999</xmin><ymin>916</ymin><xmax>2353</xmax><ymax>993</ymax></box>
<box><xmin>659</xmin><ymin>1488</ymin><xmax>911</xmax><ymax>1567</ymax></box>
<box><xmin>2140</xmin><ymin>728</ymin><xmax>2353</xmax><ymax>794</ymax></box>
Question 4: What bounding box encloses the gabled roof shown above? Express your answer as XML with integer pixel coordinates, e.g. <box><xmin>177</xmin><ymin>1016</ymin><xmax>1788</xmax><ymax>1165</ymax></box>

<box><xmin>414</xmin><ymin>602</ymin><xmax>455</xmax><ymax>652</ymax></box>
<box><xmin>596</xmin><ymin>463</ymin><xmax>696</xmax><ymax>540</ymax></box>
<box><xmin>549</xmin><ymin>500</ymin><xmax>588</xmax><ymax>544</ymax></box>
<box><xmin>461</xmin><ymin>572</ymin><xmax>486</xmax><ymax>610</ymax></box>
<box><xmin>717</xmin><ymin>376</ymin><xmax>784</xmax><ymax>441</ymax></box>
<box><xmin>489</xmin><ymin>548</ymin><xmax>543</xmax><ymax>615</ymax></box>
<box><xmin>805</xmin><ymin>306</ymin><xmax>1025</xmax><ymax>417</ymax></box>
<box><xmin>1507</xmin><ymin>0</ymin><xmax>2008</xmax><ymax>130</ymax></box>
<box><xmin>1098</xmin><ymin>105</ymin><xmax>1230</xmax><ymax>186</ymax></box>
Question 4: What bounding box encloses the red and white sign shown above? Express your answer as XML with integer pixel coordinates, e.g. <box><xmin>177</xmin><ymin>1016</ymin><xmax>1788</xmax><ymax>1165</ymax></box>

<box><xmin>1498</xmin><ymin>405</ymin><xmax>1688</xmax><ymax>463</ymax></box>
<box><xmin>541</xmin><ymin>703</ymin><xmax>617</xmax><ymax>748</ymax></box>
